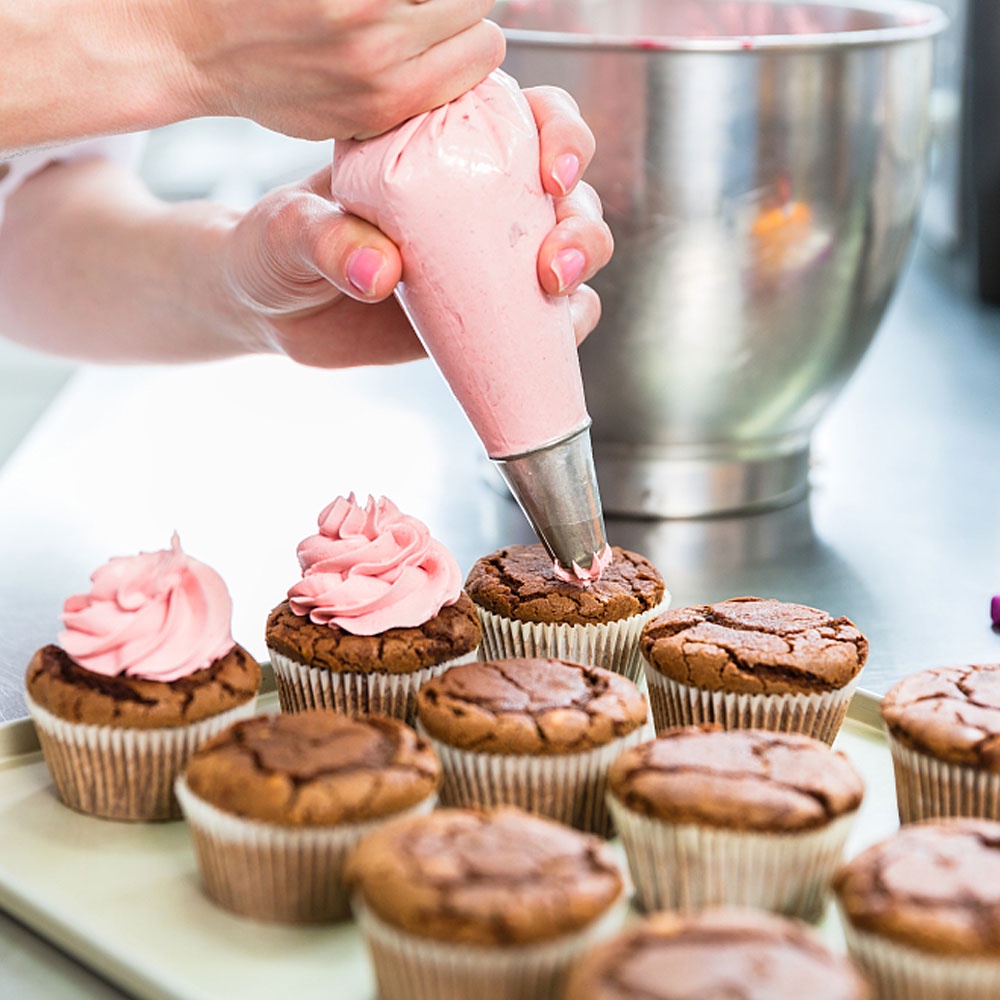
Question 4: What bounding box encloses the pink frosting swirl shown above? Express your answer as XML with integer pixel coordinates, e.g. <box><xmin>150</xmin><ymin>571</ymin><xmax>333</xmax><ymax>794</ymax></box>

<box><xmin>288</xmin><ymin>494</ymin><xmax>462</xmax><ymax>635</ymax></box>
<box><xmin>58</xmin><ymin>534</ymin><xmax>235</xmax><ymax>682</ymax></box>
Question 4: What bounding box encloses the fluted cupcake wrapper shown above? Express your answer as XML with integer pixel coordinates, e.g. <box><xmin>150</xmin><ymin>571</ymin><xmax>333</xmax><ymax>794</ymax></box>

<box><xmin>887</xmin><ymin>733</ymin><xmax>1000</xmax><ymax>825</ymax></box>
<box><xmin>175</xmin><ymin>778</ymin><xmax>436</xmax><ymax>924</ymax></box>
<box><xmin>421</xmin><ymin>719</ymin><xmax>655</xmax><ymax>837</ymax></box>
<box><xmin>643</xmin><ymin>666</ymin><xmax>860</xmax><ymax>745</ymax></box>
<box><xmin>267</xmin><ymin>647</ymin><xmax>479</xmax><ymax>725</ymax></box>
<box><xmin>840</xmin><ymin>916</ymin><xmax>1000</xmax><ymax>1000</ymax></box>
<box><xmin>26</xmin><ymin>693</ymin><xmax>257</xmax><ymax>822</ymax></box>
<box><xmin>352</xmin><ymin>892</ymin><xmax>628</xmax><ymax>1000</ymax></box>
<box><xmin>475</xmin><ymin>595</ymin><xmax>671</xmax><ymax>685</ymax></box>
<box><xmin>608</xmin><ymin>794</ymin><xmax>856</xmax><ymax>922</ymax></box>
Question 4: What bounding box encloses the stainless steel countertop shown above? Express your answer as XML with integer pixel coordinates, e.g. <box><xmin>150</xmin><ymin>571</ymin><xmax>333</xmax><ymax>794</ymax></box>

<box><xmin>1</xmin><ymin>245</ymin><xmax>999</xmax><ymax>996</ymax></box>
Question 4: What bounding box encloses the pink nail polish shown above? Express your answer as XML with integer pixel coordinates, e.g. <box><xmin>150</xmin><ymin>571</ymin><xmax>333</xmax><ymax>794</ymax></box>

<box><xmin>346</xmin><ymin>247</ymin><xmax>384</xmax><ymax>296</ymax></box>
<box><xmin>551</xmin><ymin>248</ymin><xmax>586</xmax><ymax>293</ymax></box>
<box><xmin>552</xmin><ymin>153</ymin><xmax>581</xmax><ymax>196</ymax></box>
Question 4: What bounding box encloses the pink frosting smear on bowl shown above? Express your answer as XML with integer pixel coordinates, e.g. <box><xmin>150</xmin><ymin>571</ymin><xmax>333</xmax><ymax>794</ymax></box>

<box><xmin>59</xmin><ymin>534</ymin><xmax>235</xmax><ymax>683</ymax></box>
<box><xmin>288</xmin><ymin>494</ymin><xmax>462</xmax><ymax>635</ymax></box>
<box><xmin>330</xmin><ymin>70</ymin><xmax>589</xmax><ymax>460</ymax></box>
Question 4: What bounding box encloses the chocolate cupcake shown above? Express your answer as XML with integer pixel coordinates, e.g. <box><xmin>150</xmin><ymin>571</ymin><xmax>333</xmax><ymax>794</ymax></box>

<box><xmin>640</xmin><ymin>596</ymin><xmax>867</xmax><ymax>743</ymax></box>
<box><xmin>607</xmin><ymin>726</ymin><xmax>864</xmax><ymax>920</ymax></box>
<box><xmin>564</xmin><ymin>907</ymin><xmax>872</xmax><ymax>1000</ymax></box>
<box><xmin>265</xmin><ymin>494</ymin><xmax>480</xmax><ymax>723</ymax></box>
<box><xmin>175</xmin><ymin>710</ymin><xmax>439</xmax><ymax>923</ymax></box>
<box><xmin>415</xmin><ymin>657</ymin><xmax>652</xmax><ymax>835</ymax></box>
<box><xmin>881</xmin><ymin>664</ymin><xmax>1000</xmax><ymax>823</ymax></box>
<box><xmin>464</xmin><ymin>543</ymin><xmax>668</xmax><ymax>683</ymax></box>
<box><xmin>834</xmin><ymin>819</ymin><xmax>1000</xmax><ymax>998</ymax></box>
<box><xmin>25</xmin><ymin>535</ymin><xmax>260</xmax><ymax>821</ymax></box>
<box><xmin>345</xmin><ymin>807</ymin><xmax>626</xmax><ymax>1000</ymax></box>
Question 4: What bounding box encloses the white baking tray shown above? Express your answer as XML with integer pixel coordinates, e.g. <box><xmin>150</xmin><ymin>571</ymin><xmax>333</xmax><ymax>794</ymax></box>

<box><xmin>0</xmin><ymin>682</ymin><xmax>899</xmax><ymax>1000</ymax></box>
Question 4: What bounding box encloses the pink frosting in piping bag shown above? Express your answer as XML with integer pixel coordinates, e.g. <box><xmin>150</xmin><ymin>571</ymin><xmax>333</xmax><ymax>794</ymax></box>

<box><xmin>59</xmin><ymin>534</ymin><xmax>235</xmax><ymax>683</ymax></box>
<box><xmin>288</xmin><ymin>494</ymin><xmax>462</xmax><ymax>635</ymax></box>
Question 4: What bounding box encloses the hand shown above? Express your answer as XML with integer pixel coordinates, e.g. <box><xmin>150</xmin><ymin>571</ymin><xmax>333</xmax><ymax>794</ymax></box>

<box><xmin>165</xmin><ymin>0</ymin><xmax>506</xmax><ymax>140</ymax></box>
<box><xmin>223</xmin><ymin>86</ymin><xmax>614</xmax><ymax>368</ymax></box>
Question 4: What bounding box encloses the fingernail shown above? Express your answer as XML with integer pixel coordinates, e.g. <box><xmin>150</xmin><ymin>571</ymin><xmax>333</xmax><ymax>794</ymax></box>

<box><xmin>551</xmin><ymin>153</ymin><xmax>581</xmax><ymax>196</ymax></box>
<box><xmin>551</xmin><ymin>248</ymin><xmax>586</xmax><ymax>292</ymax></box>
<box><xmin>346</xmin><ymin>247</ymin><xmax>385</xmax><ymax>296</ymax></box>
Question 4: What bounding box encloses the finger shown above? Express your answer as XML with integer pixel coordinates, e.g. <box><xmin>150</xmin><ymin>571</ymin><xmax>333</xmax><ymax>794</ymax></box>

<box><xmin>524</xmin><ymin>86</ymin><xmax>596</xmax><ymax>197</ymax></box>
<box><xmin>400</xmin><ymin>0</ymin><xmax>496</xmax><ymax>52</ymax></box>
<box><xmin>569</xmin><ymin>284</ymin><xmax>602</xmax><ymax>346</ymax></box>
<box><xmin>538</xmin><ymin>183</ymin><xmax>614</xmax><ymax>295</ymax></box>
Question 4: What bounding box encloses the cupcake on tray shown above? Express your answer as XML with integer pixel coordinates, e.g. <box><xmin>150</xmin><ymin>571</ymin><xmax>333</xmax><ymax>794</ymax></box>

<box><xmin>834</xmin><ymin>818</ymin><xmax>1000</xmax><ymax>999</ymax></box>
<box><xmin>640</xmin><ymin>596</ymin><xmax>868</xmax><ymax>743</ymax></box>
<box><xmin>606</xmin><ymin>725</ymin><xmax>864</xmax><ymax>920</ymax></box>
<box><xmin>176</xmin><ymin>710</ymin><xmax>440</xmax><ymax>923</ymax></box>
<box><xmin>415</xmin><ymin>656</ymin><xmax>652</xmax><ymax>835</ymax></box>
<box><xmin>265</xmin><ymin>494</ymin><xmax>481</xmax><ymax>723</ymax></box>
<box><xmin>24</xmin><ymin>534</ymin><xmax>260</xmax><ymax>821</ymax></box>
<box><xmin>564</xmin><ymin>907</ymin><xmax>872</xmax><ymax>1000</ymax></box>
<box><xmin>463</xmin><ymin>542</ymin><xmax>668</xmax><ymax>684</ymax></box>
<box><xmin>881</xmin><ymin>663</ymin><xmax>1000</xmax><ymax>824</ymax></box>
<box><xmin>345</xmin><ymin>806</ymin><xmax>627</xmax><ymax>1000</ymax></box>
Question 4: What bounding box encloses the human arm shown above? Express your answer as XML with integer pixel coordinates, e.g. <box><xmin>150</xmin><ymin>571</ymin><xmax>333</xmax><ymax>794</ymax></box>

<box><xmin>0</xmin><ymin>0</ymin><xmax>504</xmax><ymax>156</ymax></box>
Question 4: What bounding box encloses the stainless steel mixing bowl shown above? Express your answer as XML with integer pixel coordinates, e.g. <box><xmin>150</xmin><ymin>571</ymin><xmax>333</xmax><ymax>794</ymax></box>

<box><xmin>495</xmin><ymin>0</ymin><xmax>947</xmax><ymax>516</ymax></box>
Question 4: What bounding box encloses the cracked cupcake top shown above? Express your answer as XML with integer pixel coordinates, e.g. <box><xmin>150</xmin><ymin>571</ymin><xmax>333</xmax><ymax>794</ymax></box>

<box><xmin>415</xmin><ymin>658</ymin><xmax>649</xmax><ymax>755</ymax></box>
<box><xmin>182</xmin><ymin>711</ymin><xmax>439</xmax><ymax>826</ymax></box>
<box><xmin>640</xmin><ymin>596</ymin><xmax>867</xmax><ymax>694</ymax></box>
<box><xmin>345</xmin><ymin>806</ymin><xmax>624</xmax><ymax>945</ymax></box>
<box><xmin>834</xmin><ymin>819</ymin><xmax>1000</xmax><ymax>956</ymax></box>
<box><xmin>564</xmin><ymin>907</ymin><xmax>871</xmax><ymax>1000</ymax></box>
<box><xmin>881</xmin><ymin>664</ymin><xmax>1000</xmax><ymax>769</ymax></box>
<box><xmin>464</xmin><ymin>544</ymin><xmax>665</xmax><ymax>625</ymax></box>
<box><xmin>608</xmin><ymin>727</ymin><xmax>864</xmax><ymax>832</ymax></box>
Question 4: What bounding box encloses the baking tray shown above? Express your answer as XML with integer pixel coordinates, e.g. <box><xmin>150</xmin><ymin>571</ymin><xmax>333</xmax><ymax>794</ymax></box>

<box><xmin>0</xmin><ymin>680</ymin><xmax>899</xmax><ymax>1000</ymax></box>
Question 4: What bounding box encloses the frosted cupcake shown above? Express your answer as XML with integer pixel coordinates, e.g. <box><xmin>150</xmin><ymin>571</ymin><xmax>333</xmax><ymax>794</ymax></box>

<box><xmin>463</xmin><ymin>543</ymin><xmax>668</xmax><ymax>684</ymax></box>
<box><xmin>607</xmin><ymin>726</ymin><xmax>864</xmax><ymax>920</ymax></box>
<box><xmin>881</xmin><ymin>663</ymin><xmax>1000</xmax><ymax>823</ymax></box>
<box><xmin>345</xmin><ymin>806</ymin><xmax>627</xmax><ymax>1000</ymax></box>
<box><xmin>640</xmin><ymin>596</ymin><xmax>867</xmax><ymax>743</ymax></box>
<box><xmin>415</xmin><ymin>657</ymin><xmax>652</xmax><ymax>835</ymax></box>
<box><xmin>24</xmin><ymin>535</ymin><xmax>260</xmax><ymax>821</ymax></box>
<box><xmin>265</xmin><ymin>494</ymin><xmax>481</xmax><ymax>724</ymax></box>
<box><xmin>176</xmin><ymin>710</ymin><xmax>439</xmax><ymax>923</ymax></box>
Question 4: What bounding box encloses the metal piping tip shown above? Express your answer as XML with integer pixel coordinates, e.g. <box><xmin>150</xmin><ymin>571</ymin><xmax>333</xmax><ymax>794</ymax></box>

<box><xmin>492</xmin><ymin>422</ymin><xmax>608</xmax><ymax>572</ymax></box>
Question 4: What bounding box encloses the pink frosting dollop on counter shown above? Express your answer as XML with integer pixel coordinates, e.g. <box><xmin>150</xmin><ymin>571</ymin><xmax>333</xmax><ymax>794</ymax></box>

<box><xmin>288</xmin><ymin>494</ymin><xmax>462</xmax><ymax>635</ymax></box>
<box><xmin>552</xmin><ymin>544</ymin><xmax>613</xmax><ymax>586</ymax></box>
<box><xmin>59</xmin><ymin>534</ymin><xmax>235</xmax><ymax>683</ymax></box>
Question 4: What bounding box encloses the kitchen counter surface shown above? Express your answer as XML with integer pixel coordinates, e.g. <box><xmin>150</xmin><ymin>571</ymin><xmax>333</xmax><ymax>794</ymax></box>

<box><xmin>1</xmin><ymin>246</ymin><xmax>999</xmax><ymax>995</ymax></box>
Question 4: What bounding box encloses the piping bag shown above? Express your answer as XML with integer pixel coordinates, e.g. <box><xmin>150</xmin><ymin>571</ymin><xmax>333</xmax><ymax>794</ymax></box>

<box><xmin>331</xmin><ymin>70</ymin><xmax>609</xmax><ymax>580</ymax></box>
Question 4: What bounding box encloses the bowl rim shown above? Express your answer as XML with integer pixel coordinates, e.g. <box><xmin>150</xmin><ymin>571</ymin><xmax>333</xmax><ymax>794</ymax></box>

<box><xmin>497</xmin><ymin>0</ymin><xmax>948</xmax><ymax>53</ymax></box>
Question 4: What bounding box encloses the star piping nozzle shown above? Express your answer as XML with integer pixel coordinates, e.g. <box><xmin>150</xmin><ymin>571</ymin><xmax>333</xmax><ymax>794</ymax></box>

<box><xmin>492</xmin><ymin>422</ymin><xmax>609</xmax><ymax>574</ymax></box>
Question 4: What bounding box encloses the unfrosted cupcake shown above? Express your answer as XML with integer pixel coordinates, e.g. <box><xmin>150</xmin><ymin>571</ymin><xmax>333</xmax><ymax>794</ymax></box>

<box><xmin>415</xmin><ymin>657</ymin><xmax>652</xmax><ymax>835</ymax></box>
<box><xmin>25</xmin><ymin>535</ymin><xmax>260</xmax><ymax>821</ymax></box>
<box><xmin>265</xmin><ymin>494</ymin><xmax>481</xmax><ymax>723</ymax></box>
<box><xmin>345</xmin><ymin>806</ymin><xmax>626</xmax><ymax>1000</ymax></box>
<box><xmin>834</xmin><ymin>818</ymin><xmax>1000</xmax><ymax>999</ymax></box>
<box><xmin>463</xmin><ymin>543</ymin><xmax>668</xmax><ymax>684</ymax></box>
<box><xmin>564</xmin><ymin>907</ymin><xmax>872</xmax><ymax>1000</ymax></box>
<box><xmin>640</xmin><ymin>596</ymin><xmax>867</xmax><ymax>743</ymax></box>
<box><xmin>881</xmin><ymin>663</ymin><xmax>1000</xmax><ymax>824</ymax></box>
<box><xmin>607</xmin><ymin>726</ymin><xmax>864</xmax><ymax>920</ymax></box>
<box><xmin>176</xmin><ymin>710</ymin><xmax>439</xmax><ymax>923</ymax></box>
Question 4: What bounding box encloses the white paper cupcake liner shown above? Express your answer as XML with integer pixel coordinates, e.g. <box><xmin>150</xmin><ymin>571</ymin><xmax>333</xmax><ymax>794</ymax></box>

<box><xmin>475</xmin><ymin>594</ymin><xmax>671</xmax><ymax>685</ymax></box>
<box><xmin>175</xmin><ymin>778</ymin><xmax>436</xmax><ymax>923</ymax></box>
<box><xmin>840</xmin><ymin>916</ymin><xmax>1000</xmax><ymax>999</ymax></box>
<box><xmin>887</xmin><ymin>733</ymin><xmax>1000</xmax><ymax>825</ymax></box>
<box><xmin>608</xmin><ymin>794</ymin><xmax>856</xmax><ymax>921</ymax></box>
<box><xmin>643</xmin><ymin>667</ymin><xmax>860</xmax><ymax>745</ymax></box>
<box><xmin>267</xmin><ymin>647</ymin><xmax>479</xmax><ymax>724</ymax></box>
<box><xmin>353</xmin><ymin>891</ymin><xmax>628</xmax><ymax>1000</ymax></box>
<box><xmin>422</xmin><ymin>718</ymin><xmax>655</xmax><ymax>837</ymax></box>
<box><xmin>26</xmin><ymin>693</ymin><xmax>257</xmax><ymax>822</ymax></box>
